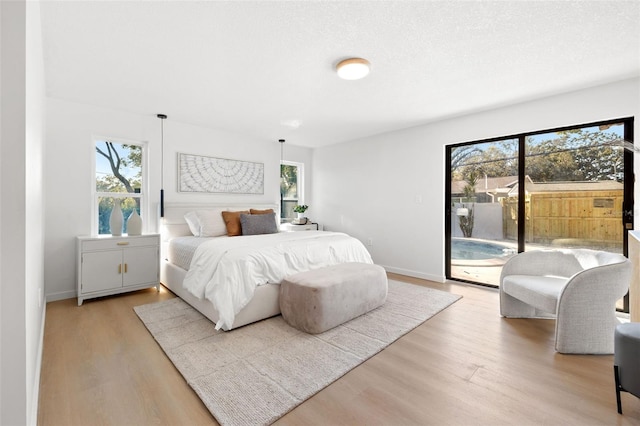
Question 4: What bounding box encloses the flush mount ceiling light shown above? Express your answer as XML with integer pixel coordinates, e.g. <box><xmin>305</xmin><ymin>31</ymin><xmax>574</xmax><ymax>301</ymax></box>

<box><xmin>336</xmin><ymin>58</ymin><xmax>370</xmax><ymax>80</ymax></box>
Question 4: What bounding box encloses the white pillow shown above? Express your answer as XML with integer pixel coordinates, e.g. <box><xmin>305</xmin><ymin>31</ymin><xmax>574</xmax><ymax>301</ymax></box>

<box><xmin>184</xmin><ymin>211</ymin><xmax>201</xmax><ymax>236</ymax></box>
<box><xmin>196</xmin><ymin>209</ymin><xmax>227</xmax><ymax>237</ymax></box>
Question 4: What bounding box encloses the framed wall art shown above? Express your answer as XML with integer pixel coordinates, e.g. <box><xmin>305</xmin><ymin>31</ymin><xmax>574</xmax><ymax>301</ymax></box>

<box><xmin>178</xmin><ymin>153</ymin><xmax>264</xmax><ymax>194</ymax></box>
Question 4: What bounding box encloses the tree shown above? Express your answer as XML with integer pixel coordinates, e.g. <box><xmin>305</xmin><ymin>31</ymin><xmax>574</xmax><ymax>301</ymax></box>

<box><xmin>568</xmin><ymin>129</ymin><xmax>624</xmax><ymax>181</ymax></box>
<box><xmin>525</xmin><ymin>137</ymin><xmax>578</xmax><ymax>181</ymax></box>
<box><xmin>453</xmin><ymin>128</ymin><xmax>624</xmax><ymax>183</ymax></box>
<box><xmin>280</xmin><ymin>164</ymin><xmax>298</xmax><ymax>199</ymax></box>
<box><xmin>459</xmin><ymin>172</ymin><xmax>477</xmax><ymax>238</ymax></box>
<box><xmin>96</xmin><ymin>142</ymin><xmax>141</xmax><ymax>194</ymax></box>
<box><xmin>451</xmin><ymin>145</ymin><xmax>481</xmax><ymax>179</ymax></box>
<box><xmin>96</xmin><ymin>142</ymin><xmax>142</xmax><ymax>234</ymax></box>
<box><xmin>452</xmin><ymin>140</ymin><xmax>518</xmax><ymax>180</ymax></box>
<box><xmin>525</xmin><ymin>129</ymin><xmax>623</xmax><ymax>182</ymax></box>
<box><xmin>280</xmin><ymin>164</ymin><xmax>300</xmax><ymax>219</ymax></box>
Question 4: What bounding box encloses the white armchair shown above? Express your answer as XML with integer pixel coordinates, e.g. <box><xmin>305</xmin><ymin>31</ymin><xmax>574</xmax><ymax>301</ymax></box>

<box><xmin>500</xmin><ymin>249</ymin><xmax>632</xmax><ymax>354</ymax></box>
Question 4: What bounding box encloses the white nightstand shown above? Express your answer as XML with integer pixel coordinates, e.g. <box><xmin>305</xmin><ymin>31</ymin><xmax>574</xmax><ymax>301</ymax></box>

<box><xmin>77</xmin><ymin>234</ymin><xmax>160</xmax><ymax>305</ymax></box>
<box><xmin>280</xmin><ymin>222</ymin><xmax>321</xmax><ymax>232</ymax></box>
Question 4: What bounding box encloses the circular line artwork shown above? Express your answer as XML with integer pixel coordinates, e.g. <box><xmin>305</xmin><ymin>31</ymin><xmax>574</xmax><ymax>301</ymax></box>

<box><xmin>179</xmin><ymin>153</ymin><xmax>264</xmax><ymax>194</ymax></box>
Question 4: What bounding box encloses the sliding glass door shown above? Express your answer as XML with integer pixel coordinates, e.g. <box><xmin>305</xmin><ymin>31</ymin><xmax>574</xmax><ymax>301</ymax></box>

<box><xmin>448</xmin><ymin>138</ymin><xmax>519</xmax><ymax>285</ymax></box>
<box><xmin>445</xmin><ymin>118</ymin><xmax>634</xmax><ymax>309</ymax></box>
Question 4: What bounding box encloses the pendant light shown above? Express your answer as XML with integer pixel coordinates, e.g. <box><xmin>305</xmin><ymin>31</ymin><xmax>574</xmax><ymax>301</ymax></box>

<box><xmin>279</xmin><ymin>139</ymin><xmax>285</xmax><ymax>217</ymax></box>
<box><xmin>157</xmin><ymin>114</ymin><xmax>167</xmax><ymax>217</ymax></box>
<box><xmin>280</xmin><ymin>138</ymin><xmax>285</xmax><ymax>162</ymax></box>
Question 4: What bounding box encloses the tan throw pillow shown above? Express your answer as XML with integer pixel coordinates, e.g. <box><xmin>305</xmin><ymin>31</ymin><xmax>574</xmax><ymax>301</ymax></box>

<box><xmin>250</xmin><ymin>208</ymin><xmax>274</xmax><ymax>215</ymax></box>
<box><xmin>221</xmin><ymin>210</ymin><xmax>249</xmax><ymax>236</ymax></box>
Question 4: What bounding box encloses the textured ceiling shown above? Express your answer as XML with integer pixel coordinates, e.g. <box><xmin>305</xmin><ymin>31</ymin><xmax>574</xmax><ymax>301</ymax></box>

<box><xmin>40</xmin><ymin>1</ymin><xmax>640</xmax><ymax>147</ymax></box>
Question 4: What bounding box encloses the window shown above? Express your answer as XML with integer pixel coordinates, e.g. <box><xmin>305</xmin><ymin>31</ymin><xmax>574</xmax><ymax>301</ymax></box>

<box><xmin>94</xmin><ymin>138</ymin><xmax>146</xmax><ymax>235</ymax></box>
<box><xmin>280</xmin><ymin>161</ymin><xmax>304</xmax><ymax>221</ymax></box>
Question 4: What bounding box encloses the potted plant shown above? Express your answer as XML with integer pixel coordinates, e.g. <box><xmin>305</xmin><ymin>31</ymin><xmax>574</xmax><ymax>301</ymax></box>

<box><xmin>293</xmin><ymin>204</ymin><xmax>308</xmax><ymax>219</ymax></box>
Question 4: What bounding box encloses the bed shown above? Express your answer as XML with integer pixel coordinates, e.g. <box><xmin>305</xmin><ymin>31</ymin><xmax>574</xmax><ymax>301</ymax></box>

<box><xmin>160</xmin><ymin>203</ymin><xmax>373</xmax><ymax>330</ymax></box>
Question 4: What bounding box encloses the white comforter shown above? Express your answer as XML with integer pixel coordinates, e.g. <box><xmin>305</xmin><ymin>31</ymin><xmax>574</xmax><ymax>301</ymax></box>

<box><xmin>183</xmin><ymin>231</ymin><xmax>373</xmax><ymax>330</ymax></box>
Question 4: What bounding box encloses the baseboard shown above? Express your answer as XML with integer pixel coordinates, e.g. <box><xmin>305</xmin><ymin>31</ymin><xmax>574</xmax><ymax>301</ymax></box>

<box><xmin>29</xmin><ymin>302</ymin><xmax>46</xmax><ymax>426</ymax></box>
<box><xmin>45</xmin><ymin>289</ymin><xmax>76</xmax><ymax>303</ymax></box>
<box><xmin>381</xmin><ymin>265</ymin><xmax>445</xmax><ymax>283</ymax></box>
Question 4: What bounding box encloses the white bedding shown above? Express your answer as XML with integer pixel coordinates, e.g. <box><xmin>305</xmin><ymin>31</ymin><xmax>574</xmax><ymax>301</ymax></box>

<box><xmin>182</xmin><ymin>231</ymin><xmax>373</xmax><ymax>330</ymax></box>
<box><xmin>168</xmin><ymin>236</ymin><xmax>209</xmax><ymax>270</ymax></box>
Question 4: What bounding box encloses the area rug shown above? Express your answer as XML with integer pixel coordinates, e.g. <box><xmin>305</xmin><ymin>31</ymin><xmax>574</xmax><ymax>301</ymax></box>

<box><xmin>134</xmin><ymin>280</ymin><xmax>461</xmax><ymax>425</ymax></box>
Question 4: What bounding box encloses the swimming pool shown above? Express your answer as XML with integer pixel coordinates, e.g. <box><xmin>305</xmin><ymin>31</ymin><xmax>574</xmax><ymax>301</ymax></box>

<box><xmin>452</xmin><ymin>238</ymin><xmax>516</xmax><ymax>260</ymax></box>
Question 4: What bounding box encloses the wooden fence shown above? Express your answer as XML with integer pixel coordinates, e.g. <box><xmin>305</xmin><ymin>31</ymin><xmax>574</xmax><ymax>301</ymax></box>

<box><xmin>502</xmin><ymin>189</ymin><xmax>623</xmax><ymax>250</ymax></box>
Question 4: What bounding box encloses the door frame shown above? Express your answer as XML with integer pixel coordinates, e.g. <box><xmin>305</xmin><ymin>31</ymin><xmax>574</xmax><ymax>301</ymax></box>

<box><xmin>445</xmin><ymin>117</ymin><xmax>634</xmax><ymax>309</ymax></box>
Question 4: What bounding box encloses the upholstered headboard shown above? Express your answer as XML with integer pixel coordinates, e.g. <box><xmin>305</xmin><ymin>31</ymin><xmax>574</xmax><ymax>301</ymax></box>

<box><xmin>161</xmin><ymin>202</ymin><xmax>280</xmax><ymax>241</ymax></box>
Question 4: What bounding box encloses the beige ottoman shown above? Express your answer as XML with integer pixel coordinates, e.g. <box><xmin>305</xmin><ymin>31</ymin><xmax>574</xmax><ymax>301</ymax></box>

<box><xmin>279</xmin><ymin>262</ymin><xmax>388</xmax><ymax>334</ymax></box>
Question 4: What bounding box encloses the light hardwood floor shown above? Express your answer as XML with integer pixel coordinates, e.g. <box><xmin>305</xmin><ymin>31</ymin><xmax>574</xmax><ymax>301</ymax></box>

<box><xmin>38</xmin><ymin>274</ymin><xmax>640</xmax><ymax>425</ymax></box>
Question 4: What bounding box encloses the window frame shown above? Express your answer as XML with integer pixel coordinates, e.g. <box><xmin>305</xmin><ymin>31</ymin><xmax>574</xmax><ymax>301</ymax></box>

<box><xmin>280</xmin><ymin>160</ymin><xmax>305</xmax><ymax>222</ymax></box>
<box><xmin>92</xmin><ymin>136</ymin><xmax>149</xmax><ymax>235</ymax></box>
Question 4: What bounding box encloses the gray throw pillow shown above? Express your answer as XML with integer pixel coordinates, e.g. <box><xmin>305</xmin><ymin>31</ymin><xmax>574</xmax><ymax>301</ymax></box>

<box><xmin>240</xmin><ymin>212</ymin><xmax>278</xmax><ymax>236</ymax></box>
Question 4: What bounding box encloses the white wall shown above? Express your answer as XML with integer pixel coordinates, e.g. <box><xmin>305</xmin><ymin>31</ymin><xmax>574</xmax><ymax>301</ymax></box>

<box><xmin>0</xmin><ymin>1</ymin><xmax>4</xmax><ymax>419</ymax></box>
<box><xmin>0</xmin><ymin>0</ymin><xmax>46</xmax><ymax>424</ymax></box>
<box><xmin>25</xmin><ymin>1</ymin><xmax>46</xmax><ymax>422</ymax></box>
<box><xmin>313</xmin><ymin>78</ymin><xmax>640</xmax><ymax>282</ymax></box>
<box><xmin>451</xmin><ymin>203</ymin><xmax>503</xmax><ymax>239</ymax></box>
<box><xmin>0</xmin><ymin>2</ymin><xmax>4</xmax><ymax>420</ymax></box>
<box><xmin>44</xmin><ymin>100</ymin><xmax>313</xmax><ymax>300</ymax></box>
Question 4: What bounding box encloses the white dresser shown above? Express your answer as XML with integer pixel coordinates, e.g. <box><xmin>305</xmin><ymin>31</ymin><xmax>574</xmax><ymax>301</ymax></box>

<box><xmin>77</xmin><ymin>234</ymin><xmax>160</xmax><ymax>305</ymax></box>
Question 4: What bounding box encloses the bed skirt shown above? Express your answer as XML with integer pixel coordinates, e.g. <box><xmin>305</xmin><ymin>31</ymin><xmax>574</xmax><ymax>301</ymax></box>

<box><xmin>161</xmin><ymin>261</ymin><xmax>281</xmax><ymax>330</ymax></box>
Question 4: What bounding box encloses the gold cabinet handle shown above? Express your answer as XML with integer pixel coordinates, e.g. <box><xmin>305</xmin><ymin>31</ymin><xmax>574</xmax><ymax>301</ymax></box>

<box><xmin>117</xmin><ymin>241</ymin><xmax>129</xmax><ymax>246</ymax></box>
<box><xmin>124</xmin><ymin>263</ymin><xmax>128</xmax><ymax>273</ymax></box>
<box><xmin>118</xmin><ymin>264</ymin><xmax>122</xmax><ymax>274</ymax></box>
